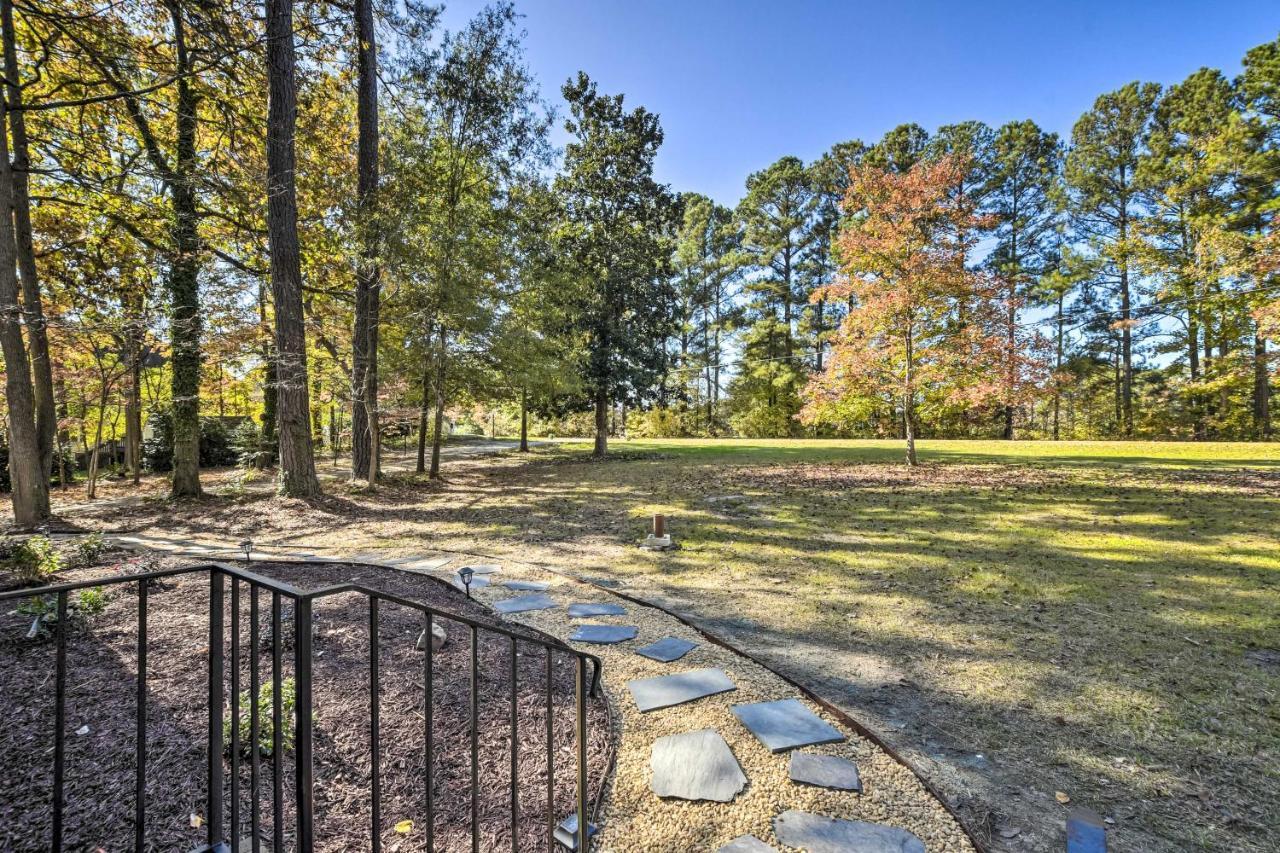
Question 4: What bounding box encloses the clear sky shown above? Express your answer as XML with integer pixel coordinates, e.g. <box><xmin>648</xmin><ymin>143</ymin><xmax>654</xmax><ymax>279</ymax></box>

<box><xmin>438</xmin><ymin>0</ymin><xmax>1279</xmax><ymax>207</ymax></box>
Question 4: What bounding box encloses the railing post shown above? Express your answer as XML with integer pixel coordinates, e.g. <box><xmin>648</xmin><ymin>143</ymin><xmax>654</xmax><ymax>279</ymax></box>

<box><xmin>294</xmin><ymin>596</ymin><xmax>315</xmax><ymax>852</ymax></box>
<box><xmin>576</xmin><ymin>656</ymin><xmax>587</xmax><ymax>853</ymax></box>
<box><xmin>208</xmin><ymin>571</ymin><xmax>225</xmax><ymax>848</ymax></box>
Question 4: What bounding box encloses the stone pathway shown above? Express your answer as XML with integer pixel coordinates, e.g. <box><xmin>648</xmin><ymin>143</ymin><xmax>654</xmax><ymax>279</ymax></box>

<box><xmin>109</xmin><ymin>536</ymin><xmax>974</xmax><ymax>852</ymax></box>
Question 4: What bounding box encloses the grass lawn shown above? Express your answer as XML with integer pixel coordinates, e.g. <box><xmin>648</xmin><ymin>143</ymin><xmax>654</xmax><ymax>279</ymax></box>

<box><xmin>50</xmin><ymin>438</ymin><xmax>1280</xmax><ymax>852</ymax></box>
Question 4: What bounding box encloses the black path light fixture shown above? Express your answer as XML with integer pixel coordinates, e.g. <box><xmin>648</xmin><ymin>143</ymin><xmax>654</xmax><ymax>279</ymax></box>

<box><xmin>239</xmin><ymin>539</ymin><xmax>254</xmax><ymax>563</ymax></box>
<box><xmin>458</xmin><ymin>566</ymin><xmax>475</xmax><ymax>598</ymax></box>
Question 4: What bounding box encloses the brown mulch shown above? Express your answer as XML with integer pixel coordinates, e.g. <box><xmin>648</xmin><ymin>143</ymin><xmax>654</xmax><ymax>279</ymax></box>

<box><xmin>0</xmin><ymin>559</ymin><xmax>612</xmax><ymax>852</ymax></box>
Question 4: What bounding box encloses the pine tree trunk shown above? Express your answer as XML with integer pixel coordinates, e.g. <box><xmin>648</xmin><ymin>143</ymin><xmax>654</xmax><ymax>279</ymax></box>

<box><xmin>1119</xmin><ymin>210</ymin><xmax>1133</xmax><ymax>438</ymax></box>
<box><xmin>2</xmin><ymin>0</ymin><xmax>54</xmax><ymax>482</ymax></box>
<box><xmin>0</xmin><ymin>87</ymin><xmax>49</xmax><ymax>528</ymax></box>
<box><xmin>520</xmin><ymin>385</ymin><xmax>529</xmax><ymax>452</ymax></box>
<box><xmin>1254</xmin><ymin>327</ymin><xmax>1271</xmax><ymax>439</ymax></box>
<box><xmin>429</xmin><ymin>325</ymin><xmax>447</xmax><ymax>479</ymax></box>
<box><xmin>167</xmin><ymin>3</ymin><xmax>203</xmax><ymax>497</ymax></box>
<box><xmin>1053</xmin><ymin>293</ymin><xmax>1064</xmax><ymax>441</ymax></box>
<box><xmin>593</xmin><ymin>389</ymin><xmax>608</xmax><ymax>457</ymax></box>
<box><xmin>416</xmin><ymin>362</ymin><xmax>430</xmax><ymax>473</ymax></box>
<box><xmin>266</xmin><ymin>0</ymin><xmax>320</xmax><ymax>497</ymax></box>
<box><xmin>352</xmin><ymin>0</ymin><xmax>380</xmax><ymax>485</ymax></box>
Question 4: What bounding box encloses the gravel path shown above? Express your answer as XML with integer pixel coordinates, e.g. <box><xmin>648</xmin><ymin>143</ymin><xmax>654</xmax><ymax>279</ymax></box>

<box><xmin>113</xmin><ymin>535</ymin><xmax>976</xmax><ymax>852</ymax></box>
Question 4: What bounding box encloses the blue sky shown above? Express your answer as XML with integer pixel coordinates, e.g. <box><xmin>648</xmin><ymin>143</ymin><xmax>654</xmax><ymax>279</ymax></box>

<box><xmin>439</xmin><ymin>0</ymin><xmax>1279</xmax><ymax>207</ymax></box>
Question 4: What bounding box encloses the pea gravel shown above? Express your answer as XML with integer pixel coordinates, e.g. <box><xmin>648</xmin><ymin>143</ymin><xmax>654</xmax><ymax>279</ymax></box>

<box><xmin>469</xmin><ymin>562</ymin><xmax>976</xmax><ymax>853</ymax></box>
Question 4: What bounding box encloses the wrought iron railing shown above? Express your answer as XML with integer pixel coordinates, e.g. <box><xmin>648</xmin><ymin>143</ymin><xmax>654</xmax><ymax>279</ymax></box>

<box><xmin>0</xmin><ymin>562</ymin><xmax>604</xmax><ymax>852</ymax></box>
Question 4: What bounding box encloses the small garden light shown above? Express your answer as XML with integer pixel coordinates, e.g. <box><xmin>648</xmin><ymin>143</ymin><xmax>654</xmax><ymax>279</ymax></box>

<box><xmin>240</xmin><ymin>539</ymin><xmax>254</xmax><ymax>563</ymax></box>
<box><xmin>458</xmin><ymin>566</ymin><xmax>475</xmax><ymax>598</ymax></box>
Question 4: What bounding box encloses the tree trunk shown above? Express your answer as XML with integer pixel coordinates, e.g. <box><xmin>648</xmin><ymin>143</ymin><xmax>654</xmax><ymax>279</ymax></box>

<box><xmin>416</xmin><ymin>361</ymin><xmax>430</xmax><ymax>473</ymax></box>
<box><xmin>266</xmin><ymin>0</ymin><xmax>320</xmax><ymax>497</ymax></box>
<box><xmin>126</xmin><ymin>321</ymin><xmax>143</xmax><ymax>484</ymax></box>
<box><xmin>0</xmin><ymin>85</ymin><xmax>49</xmax><ymax>528</ymax></box>
<box><xmin>1254</xmin><ymin>327</ymin><xmax>1271</xmax><ymax>439</ymax></box>
<box><xmin>351</xmin><ymin>0</ymin><xmax>381</xmax><ymax>485</ymax></box>
<box><xmin>1119</xmin><ymin>214</ymin><xmax>1133</xmax><ymax>438</ymax></box>
<box><xmin>2</xmin><ymin>0</ymin><xmax>54</xmax><ymax>482</ymax></box>
<box><xmin>593</xmin><ymin>389</ymin><xmax>608</xmax><ymax>457</ymax></box>
<box><xmin>257</xmin><ymin>280</ymin><xmax>278</xmax><ymax>467</ymax></box>
<box><xmin>519</xmin><ymin>385</ymin><xmax>529</xmax><ymax>452</ymax></box>
<box><xmin>167</xmin><ymin>2</ymin><xmax>202</xmax><ymax>497</ymax></box>
<box><xmin>428</xmin><ymin>325</ymin><xmax>447</xmax><ymax>479</ymax></box>
<box><xmin>55</xmin><ymin>378</ymin><xmax>70</xmax><ymax>489</ymax></box>
<box><xmin>904</xmin><ymin>328</ymin><xmax>917</xmax><ymax>466</ymax></box>
<box><xmin>1053</xmin><ymin>293</ymin><xmax>1064</xmax><ymax>441</ymax></box>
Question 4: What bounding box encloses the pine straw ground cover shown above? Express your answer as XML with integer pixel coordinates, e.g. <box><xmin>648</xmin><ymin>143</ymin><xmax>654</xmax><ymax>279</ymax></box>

<box><xmin>23</xmin><ymin>438</ymin><xmax>1280</xmax><ymax>852</ymax></box>
<box><xmin>0</xmin><ymin>557</ymin><xmax>611</xmax><ymax>852</ymax></box>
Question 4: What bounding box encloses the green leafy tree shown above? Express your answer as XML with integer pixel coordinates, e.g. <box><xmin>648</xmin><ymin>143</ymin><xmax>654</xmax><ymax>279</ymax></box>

<box><xmin>1066</xmin><ymin>81</ymin><xmax>1160</xmax><ymax>436</ymax></box>
<box><xmin>554</xmin><ymin>72</ymin><xmax>677</xmax><ymax>456</ymax></box>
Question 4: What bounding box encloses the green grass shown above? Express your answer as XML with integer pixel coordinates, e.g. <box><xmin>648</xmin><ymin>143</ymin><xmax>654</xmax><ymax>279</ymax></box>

<box><xmin>84</xmin><ymin>437</ymin><xmax>1279</xmax><ymax>850</ymax></box>
<box><xmin>528</xmin><ymin>438</ymin><xmax>1280</xmax><ymax>850</ymax></box>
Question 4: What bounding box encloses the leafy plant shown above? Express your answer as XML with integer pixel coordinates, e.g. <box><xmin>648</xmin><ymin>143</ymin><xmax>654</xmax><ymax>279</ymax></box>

<box><xmin>224</xmin><ymin>678</ymin><xmax>298</xmax><ymax>756</ymax></box>
<box><xmin>76</xmin><ymin>587</ymin><xmax>108</xmax><ymax>616</ymax></box>
<box><xmin>71</xmin><ymin>533</ymin><xmax>106</xmax><ymax>568</ymax></box>
<box><xmin>3</xmin><ymin>535</ymin><xmax>63</xmax><ymax>585</ymax></box>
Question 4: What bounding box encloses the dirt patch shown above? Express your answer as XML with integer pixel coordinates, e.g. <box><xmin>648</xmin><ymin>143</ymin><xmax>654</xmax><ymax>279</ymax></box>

<box><xmin>0</xmin><ymin>558</ymin><xmax>611</xmax><ymax>852</ymax></box>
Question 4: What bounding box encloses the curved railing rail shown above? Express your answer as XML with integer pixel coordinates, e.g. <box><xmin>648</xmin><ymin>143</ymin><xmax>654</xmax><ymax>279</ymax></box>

<box><xmin>0</xmin><ymin>562</ymin><xmax>603</xmax><ymax>852</ymax></box>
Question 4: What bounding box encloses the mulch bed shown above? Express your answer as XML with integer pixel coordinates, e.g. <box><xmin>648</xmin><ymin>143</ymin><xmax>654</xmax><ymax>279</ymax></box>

<box><xmin>0</xmin><ymin>559</ymin><xmax>613</xmax><ymax>852</ymax></box>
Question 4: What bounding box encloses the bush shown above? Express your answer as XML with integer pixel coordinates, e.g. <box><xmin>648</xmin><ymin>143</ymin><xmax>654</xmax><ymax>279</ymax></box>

<box><xmin>225</xmin><ymin>678</ymin><xmax>297</xmax><ymax>756</ymax></box>
<box><xmin>71</xmin><ymin>533</ymin><xmax>106</xmax><ymax>568</ymax></box>
<box><xmin>142</xmin><ymin>409</ymin><xmax>242</xmax><ymax>472</ymax></box>
<box><xmin>76</xmin><ymin>586</ymin><xmax>107</xmax><ymax>616</ymax></box>
<box><xmin>3</xmin><ymin>535</ymin><xmax>62</xmax><ymax>585</ymax></box>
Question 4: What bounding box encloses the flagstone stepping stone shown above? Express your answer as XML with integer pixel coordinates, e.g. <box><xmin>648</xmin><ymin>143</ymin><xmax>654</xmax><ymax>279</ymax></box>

<box><xmin>567</xmin><ymin>602</ymin><xmax>626</xmax><ymax>617</ymax></box>
<box><xmin>636</xmin><ymin>636</ymin><xmax>697</xmax><ymax>662</ymax></box>
<box><xmin>462</xmin><ymin>563</ymin><xmax>500</xmax><ymax>574</ymax></box>
<box><xmin>570</xmin><ymin>624</ymin><xmax>638</xmax><ymax>644</ymax></box>
<box><xmin>772</xmin><ymin>810</ymin><xmax>925</xmax><ymax>853</ymax></box>
<box><xmin>717</xmin><ymin>836</ymin><xmax>778</xmax><ymax>853</ymax></box>
<box><xmin>553</xmin><ymin>814</ymin><xmax>597</xmax><ymax>851</ymax></box>
<box><xmin>397</xmin><ymin>556</ymin><xmax>453</xmax><ymax>572</ymax></box>
<box><xmin>732</xmin><ymin>698</ymin><xmax>845</xmax><ymax>753</ymax></box>
<box><xmin>650</xmin><ymin>729</ymin><xmax>747</xmax><ymax>802</ymax></box>
<box><xmin>627</xmin><ymin>667</ymin><xmax>736</xmax><ymax>712</ymax></box>
<box><xmin>504</xmin><ymin>580</ymin><xmax>550</xmax><ymax>591</ymax></box>
<box><xmin>789</xmin><ymin>752</ymin><xmax>862</xmax><ymax>791</ymax></box>
<box><xmin>493</xmin><ymin>594</ymin><xmax>558</xmax><ymax>614</ymax></box>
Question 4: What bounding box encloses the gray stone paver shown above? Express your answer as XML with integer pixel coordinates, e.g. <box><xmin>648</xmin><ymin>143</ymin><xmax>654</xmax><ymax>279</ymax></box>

<box><xmin>627</xmin><ymin>667</ymin><xmax>736</xmax><ymax>712</ymax></box>
<box><xmin>772</xmin><ymin>810</ymin><xmax>925</xmax><ymax>853</ymax></box>
<box><xmin>650</xmin><ymin>729</ymin><xmax>747</xmax><ymax>802</ymax></box>
<box><xmin>567</xmin><ymin>602</ymin><xmax>627</xmax><ymax>617</ymax></box>
<box><xmin>732</xmin><ymin>698</ymin><xmax>845</xmax><ymax>753</ymax></box>
<box><xmin>493</xmin><ymin>593</ymin><xmax>558</xmax><ymax>614</ymax></box>
<box><xmin>570</xmin><ymin>624</ymin><xmax>638</xmax><ymax>644</ymax></box>
<box><xmin>635</xmin><ymin>636</ymin><xmax>697</xmax><ymax>662</ymax></box>
<box><xmin>789</xmin><ymin>752</ymin><xmax>862</xmax><ymax>791</ymax></box>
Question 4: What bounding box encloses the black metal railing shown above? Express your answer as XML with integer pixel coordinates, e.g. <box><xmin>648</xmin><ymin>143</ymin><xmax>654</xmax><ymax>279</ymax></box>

<box><xmin>0</xmin><ymin>562</ymin><xmax>604</xmax><ymax>852</ymax></box>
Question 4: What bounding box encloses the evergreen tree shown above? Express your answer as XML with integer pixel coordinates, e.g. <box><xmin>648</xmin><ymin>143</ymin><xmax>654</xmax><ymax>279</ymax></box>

<box><xmin>1066</xmin><ymin>82</ymin><xmax>1160</xmax><ymax>436</ymax></box>
<box><xmin>555</xmin><ymin>72</ymin><xmax>677</xmax><ymax>456</ymax></box>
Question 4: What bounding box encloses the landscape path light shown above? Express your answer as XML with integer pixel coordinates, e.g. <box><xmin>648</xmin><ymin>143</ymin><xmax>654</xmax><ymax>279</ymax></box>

<box><xmin>458</xmin><ymin>566</ymin><xmax>475</xmax><ymax>598</ymax></box>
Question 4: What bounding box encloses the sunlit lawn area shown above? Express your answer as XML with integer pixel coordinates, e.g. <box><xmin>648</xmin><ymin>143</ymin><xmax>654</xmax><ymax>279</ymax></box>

<box><xmin>517</xmin><ymin>438</ymin><xmax>1280</xmax><ymax>851</ymax></box>
<box><xmin>62</xmin><ymin>437</ymin><xmax>1280</xmax><ymax>851</ymax></box>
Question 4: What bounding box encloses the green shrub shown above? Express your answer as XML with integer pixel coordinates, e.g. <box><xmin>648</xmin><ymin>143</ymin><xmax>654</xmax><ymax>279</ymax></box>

<box><xmin>142</xmin><ymin>409</ymin><xmax>241</xmax><ymax>472</ymax></box>
<box><xmin>224</xmin><ymin>678</ymin><xmax>297</xmax><ymax>756</ymax></box>
<box><xmin>75</xmin><ymin>586</ymin><xmax>108</xmax><ymax>616</ymax></box>
<box><xmin>4</xmin><ymin>535</ymin><xmax>62</xmax><ymax>585</ymax></box>
<box><xmin>71</xmin><ymin>533</ymin><xmax>106</xmax><ymax>567</ymax></box>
